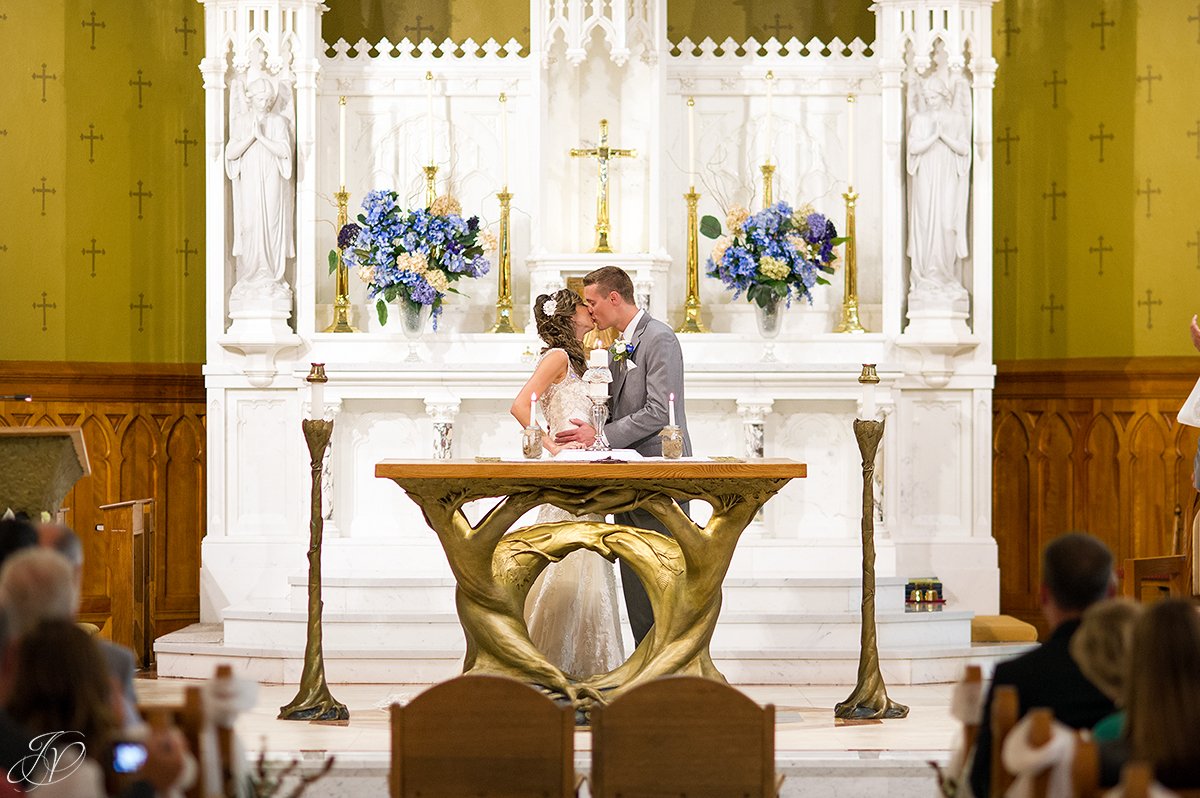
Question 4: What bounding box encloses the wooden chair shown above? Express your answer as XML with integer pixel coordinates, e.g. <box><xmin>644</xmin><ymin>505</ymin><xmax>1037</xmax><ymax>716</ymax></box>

<box><xmin>389</xmin><ymin>674</ymin><xmax>577</xmax><ymax>798</ymax></box>
<box><xmin>590</xmin><ymin>675</ymin><xmax>780</xmax><ymax>798</ymax></box>
<box><xmin>137</xmin><ymin>684</ymin><xmax>207</xmax><ymax>798</ymax></box>
<box><xmin>990</xmin><ymin>685</ymin><xmax>1020</xmax><ymax>798</ymax></box>
<box><xmin>1121</xmin><ymin>556</ymin><xmax>1189</xmax><ymax>602</ymax></box>
<box><xmin>961</xmin><ymin>665</ymin><xmax>984</xmax><ymax>756</ymax></box>
<box><xmin>994</xmin><ymin>702</ymin><xmax>1100</xmax><ymax>798</ymax></box>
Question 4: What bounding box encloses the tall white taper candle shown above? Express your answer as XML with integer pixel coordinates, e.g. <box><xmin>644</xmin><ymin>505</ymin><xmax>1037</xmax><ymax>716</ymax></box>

<box><xmin>425</xmin><ymin>71</ymin><xmax>434</xmax><ymax>165</ymax></box>
<box><xmin>530</xmin><ymin>392</ymin><xmax>537</xmax><ymax>427</ymax></box>
<box><xmin>765</xmin><ymin>71</ymin><xmax>774</xmax><ymax>165</ymax></box>
<box><xmin>669</xmin><ymin>392</ymin><xmax>677</xmax><ymax>427</ymax></box>
<box><xmin>500</xmin><ymin>93</ymin><xmax>509</xmax><ymax>188</ymax></box>
<box><xmin>687</xmin><ymin>97</ymin><xmax>696</xmax><ymax>185</ymax></box>
<box><xmin>338</xmin><ymin>96</ymin><xmax>347</xmax><ymax>188</ymax></box>
<box><xmin>847</xmin><ymin>94</ymin><xmax>856</xmax><ymax>187</ymax></box>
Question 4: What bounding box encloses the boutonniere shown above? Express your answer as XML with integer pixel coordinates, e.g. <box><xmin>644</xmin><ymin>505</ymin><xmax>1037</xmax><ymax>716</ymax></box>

<box><xmin>609</xmin><ymin>339</ymin><xmax>637</xmax><ymax>369</ymax></box>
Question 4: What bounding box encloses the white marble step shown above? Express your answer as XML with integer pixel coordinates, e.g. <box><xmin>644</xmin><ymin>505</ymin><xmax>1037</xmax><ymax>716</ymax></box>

<box><xmin>222</xmin><ymin>604</ymin><xmax>968</xmax><ymax>651</ymax></box>
<box><xmin>155</xmin><ymin>623</ymin><xmax>1029</xmax><ymax>686</ymax></box>
<box><xmin>286</xmin><ymin>574</ymin><xmax>911</xmax><ymax>615</ymax></box>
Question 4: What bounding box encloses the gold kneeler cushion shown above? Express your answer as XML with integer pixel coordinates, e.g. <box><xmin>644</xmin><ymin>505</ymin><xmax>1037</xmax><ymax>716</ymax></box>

<box><xmin>971</xmin><ymin>615</ymin><xmax>1038</xmax><ymax>643</ymax></box>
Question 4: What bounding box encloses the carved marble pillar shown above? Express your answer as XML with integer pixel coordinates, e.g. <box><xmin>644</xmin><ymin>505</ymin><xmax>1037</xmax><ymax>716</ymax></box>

<box><xmin>424</xmin><ymin>398</ymin><xmax>461</xmax><ymax>461</ymax></box>
<box><xmin>736</xmin><ymin>399</ymin><xmax>773</xmax><ymax>460</ymax></box>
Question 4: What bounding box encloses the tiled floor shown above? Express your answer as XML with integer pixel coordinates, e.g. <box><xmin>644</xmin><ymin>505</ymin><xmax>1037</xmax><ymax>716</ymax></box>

<box><xmin>135</xmin><ymin>678</ymin><xmax>958</xmax><ymax>796</ymax></box>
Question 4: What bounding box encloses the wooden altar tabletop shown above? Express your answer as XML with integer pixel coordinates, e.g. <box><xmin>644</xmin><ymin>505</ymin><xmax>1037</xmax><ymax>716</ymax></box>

<box><xmin>375</xmin><ymin>458</ymin><xmax>806</xmax><ymax>481</ymax></box>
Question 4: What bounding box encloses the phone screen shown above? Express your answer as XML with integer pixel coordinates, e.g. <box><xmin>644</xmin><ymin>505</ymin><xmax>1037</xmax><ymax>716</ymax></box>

<box><xmin>112</xmin><ymin>742</ymin><xmax>147</xmax><ymax>774</ymax></box>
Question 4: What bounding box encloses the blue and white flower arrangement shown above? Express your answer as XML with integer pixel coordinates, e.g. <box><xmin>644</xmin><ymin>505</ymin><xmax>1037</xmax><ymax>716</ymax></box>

<box><xmin>609</xmin><ymin>339</ymin><xmax>636</xmax><ymax>363</ymax></box>
<box><xmin>700</xmin><ymin>201</ymin><xmax>845</xmax><ymax>309</ymax></box>
<box><xmin>334</xmin><ymin>190</ymin><xmax>493</xmax><ymax>329</ymax></box>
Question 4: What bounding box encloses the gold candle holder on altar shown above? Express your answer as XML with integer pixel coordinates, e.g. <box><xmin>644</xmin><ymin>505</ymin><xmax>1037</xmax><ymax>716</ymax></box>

<box><xmin>423</xmin><ymin>164</ymin><xmax>438</xmax><ymax>208</ymax></box>
<box><xmin>488</xmin><ymin>188</ymin><xmax>520</xmax><ymax>333</ymax></box>
<box><xmin>833</xmin><ymin>187</ymin><xmax>867</xmax><ymax>333</ymax></box>
<box><xmin>323</xmin><ymin>188</ymin><xmax>358</xmax><ymax>333</ymax></box>
<box><xmin>676</xmin><ymin>188</ymin><xmax>708</xmax><ymax>333</ymax></box>
<box><xmin>760</xmin><ymin>163</ymin><xmax>776</xmax><ymax>208</ymax></box>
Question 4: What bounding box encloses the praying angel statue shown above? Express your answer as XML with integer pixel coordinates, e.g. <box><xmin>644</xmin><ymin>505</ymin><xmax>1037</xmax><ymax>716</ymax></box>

<box><xmin>226</xmin><ymin>74</ymin><xmax>296</xmax><ymax>301</ymax></box>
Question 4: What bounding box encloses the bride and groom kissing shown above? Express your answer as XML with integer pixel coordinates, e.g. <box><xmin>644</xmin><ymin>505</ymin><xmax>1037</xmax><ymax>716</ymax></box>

<box><xmin>509</xmin><ymin>265</ymin><xmax>693</xmax><ymax>676</ymax></box>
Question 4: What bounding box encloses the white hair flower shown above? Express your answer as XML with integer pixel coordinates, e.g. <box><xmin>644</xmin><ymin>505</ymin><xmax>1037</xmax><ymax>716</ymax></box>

<box><xmin>542</xmin><ymin>298</ymin><xmax>558</xmax><ymax>317</ymax></box>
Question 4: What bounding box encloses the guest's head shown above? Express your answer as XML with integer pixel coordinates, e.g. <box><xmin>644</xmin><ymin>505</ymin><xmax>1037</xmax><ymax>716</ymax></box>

<box><xmin>0</xmin><ymin>517</ymin><xmax>38</xmax><ymax>570</ymax></box>
<box><xmin>533</xmin><ymin>289</ymin><xmax>592</xmax><ymax>376</ymax></box>
<box><xmin>1124</xmin><ymin>599</ymin><xmax>1200</xmax><ymax>775</ymax></box>
<box><xmin>0</xmin><ymin>548</ymin><xmax>78</xmax><ymax>637</ymax></box>
<box><xmin>1069</xmin><ymin>598</ymin><xmax>1143</xmax><ymax>704</ymax></box>
<box><xmin>582</xmin><ymin>266</ymin><xmax>638</xmax><ymax>331</ymax></box>
<box><xmin>39</xmin><ymin>522</ymin><xmax>83</xmax><ymax>571</ymax></box>
<box><xmin>1040</xmin><ymin>533</ymin><xmax>1115</xmax><ymax>626</ymax></box>
<box><xmin>8</xmin><ymin>620</ymin><xmax>116</xmax><ymax>755</ymax></box>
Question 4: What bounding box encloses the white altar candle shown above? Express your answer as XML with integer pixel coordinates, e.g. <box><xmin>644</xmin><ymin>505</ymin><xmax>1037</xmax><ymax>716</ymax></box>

<box><xmin>862</xmin><ymin>378</ymin><xmax>876</xmax><ymax>420</ymax></box>
<box><xmin>687</xmin><ymin>97</ymin><xmax>696</xmax><ymax>186</ymax></box>
<box><xmin>765</xmin><ymin>71</ymin><xmax>774</xmax><ymax>165</ymax></box>
<box><xmin>847</xmin><ymin>94</ymin><xmax>856</xmax><ymax>188</ymax></box>
<box><xmin>310</xmin><ymin>370</ymin><xmax>325</xmax><ymax>420</ymax></box>
<box><xmin>500</xmin><ymin>93</ymin><xmax>509</xmax><ymax>188</ymax></box>
<box><xmin>338</xmin><ymin>96</ymin><xmax>347</xmax><ymax>188</ymax></box>
<box><xmin>530</xmin><ymin>392</ymin><xmax>537</xmax><ymax>427</ymax></box>
<box><xmin>425</xmin><ymin>71</ymin><xmax>434</xmax><ymax>165</ymax></box>
<box><xmin>669</xmin><ymin>392</ymin><xmax>676</xmax><ymax>427</ymax></box>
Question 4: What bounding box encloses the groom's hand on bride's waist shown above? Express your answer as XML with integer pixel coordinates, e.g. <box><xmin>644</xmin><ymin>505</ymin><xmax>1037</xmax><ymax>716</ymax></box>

<box><xmin>554</xmin><ymin>419</ymin><xmax>596</xmax><ymax>446</ymax></box>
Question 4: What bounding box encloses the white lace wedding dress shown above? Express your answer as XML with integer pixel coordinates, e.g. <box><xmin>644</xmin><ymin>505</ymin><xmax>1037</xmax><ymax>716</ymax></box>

<box><xmin>525</xmin><ymin>353</ymin><xmax>626</xmax><ymax>678</ymax></box>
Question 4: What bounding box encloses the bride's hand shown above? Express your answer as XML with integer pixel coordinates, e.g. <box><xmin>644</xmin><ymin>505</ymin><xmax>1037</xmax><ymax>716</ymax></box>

<box><xmin>561</xmin><ymin>442</ymin><xmax>586</xmax><ymax>450</ymax></box>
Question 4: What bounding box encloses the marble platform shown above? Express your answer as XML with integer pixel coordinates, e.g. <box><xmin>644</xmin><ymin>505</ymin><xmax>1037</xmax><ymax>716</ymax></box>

<box><xmin>135</xmin><ymin>678</ymin><xmax>988</xmax><ymax>798</ymax></box>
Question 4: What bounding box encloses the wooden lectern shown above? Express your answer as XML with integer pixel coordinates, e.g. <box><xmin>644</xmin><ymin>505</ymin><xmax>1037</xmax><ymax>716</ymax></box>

<box><xmin>0</xmin><ymin>427</ymin><xmax>90</xmax><ymax>518</ymax></box>
<box><xmin>97</xmin><ymin>499</ymin><xmax>155</xmax><ymax>668</ymax></box>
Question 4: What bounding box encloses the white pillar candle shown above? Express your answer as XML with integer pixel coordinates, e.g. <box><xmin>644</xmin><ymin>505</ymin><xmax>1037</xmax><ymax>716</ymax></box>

<box><xmin>425</xmin><ymin>71</ymin><xmax>434</xmax><ymax>165</ymax></box>
<box><xmin>530</xmin><ymin>392</ymin><xmax>537</xmax><ymax>427</ymax></box>
<box><xmin>862</xmin><ymin>380</ymin><xmax>876</xmax><ymax>420</ymax></box>
<box><xmin>310</xmin><ymin>374</ymin><xmax>325</xmax><ymax>420</ymax></box>
<box><xmin>338</xmin><ymin>96</ymin><xmax>347</xmax><ymax>188</ymax></box>
<box><xmin>765</xmin><ymin>71</ymin><xmax>774</xmax><ymax>165</ymax></box>
<box><xmin>847</xmin><ymin>94</ymin><xmax>856</xmax><ymax>188</ymax></box>
<box><xmin>500</xmin><ymin>93</ymin><xmax>509</xmax><ymax>188</ymax></box>
<box><xmin>669</xmin><ymin>392</ymin><xmax>676</xmax><ymax>427</ymax></box>
<box><xmin>687</xmin><ymin>97</ymin><xmax>696</xmax><ymax>185</ymax></box>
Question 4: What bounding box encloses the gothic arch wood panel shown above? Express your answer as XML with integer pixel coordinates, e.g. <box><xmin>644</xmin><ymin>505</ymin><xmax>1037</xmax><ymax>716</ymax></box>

<box><xmin>0</xmin><ymin>362</ymin><xmax>204</xmax><ymax>643</ymax></box>
<box><xmin>994</xmin><ymin>410</ymin><xmax>1033</xmax><ymax>608</ymax></box>
<box><xmin>996</xmin><ymin>358</ymin><xmax>1200</xmax><ymax>633</ymax></box>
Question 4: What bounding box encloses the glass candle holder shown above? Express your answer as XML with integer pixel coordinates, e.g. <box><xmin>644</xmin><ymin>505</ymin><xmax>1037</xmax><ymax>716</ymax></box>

<box><xmin>522</xmin><ymin>426</ymin><xmax>543</xmax><ymax>459</ymax></box>
<box><xmin>659</xmin><ymin>425</ymin><xmax>684</xmax><ymax>459</ymax></box>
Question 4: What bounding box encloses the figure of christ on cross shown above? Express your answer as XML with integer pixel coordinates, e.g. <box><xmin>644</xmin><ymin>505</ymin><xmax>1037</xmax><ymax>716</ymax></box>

<box><xmin>571</xmin><ymin>119</ymin><xmax>636</xmax><ymax>254</ymax></box>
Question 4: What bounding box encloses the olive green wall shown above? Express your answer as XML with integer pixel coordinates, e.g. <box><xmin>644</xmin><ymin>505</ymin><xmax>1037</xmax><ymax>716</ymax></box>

<box><xmin>993</xmin><ymin>0</ymin><xmax>1200</xmax><ymax>359</ymax></box>
<box><xmin>7</xmin><ymin>2</ymin><xmax>1193</xmax><ymax>362</ymax></box>
<box><xmin>4</xmin><ymin>0</ymin><xmax>205</xmax><ymax>362</ymax></box>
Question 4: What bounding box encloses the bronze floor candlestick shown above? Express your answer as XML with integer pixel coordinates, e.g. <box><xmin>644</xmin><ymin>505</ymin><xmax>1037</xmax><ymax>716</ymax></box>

<box><xmin>489</xmin><ymin>188</ymin><xmax>520</xmax><ymax>333</ymax></box>
<box><xmin>279</xmin><ymin>368</ymin><xmax>349</xmax><ymax>722</ymax></box>
<box><xmin>835</xmin><ymin>369</ymin><xmax>907</xmax><ymax>720</ymax></box>
<box><xmin>423</xmin><ymin>164</ymin><xmax>438</xmax><ymax>208</ymax></box>
<box><xmin>761</xmin><ymin>163</ymin><xmax>776</xmax><ymax>207</ymax></box>
<box><xmin>833</xmin><ymin>188</ymin><xmax>867</xmax><ymax>334</ymax></box>
<box><xmin>676</xmin><ymin>188</ymin><xmax>707</xmax><ymax>333</ymax></box>
<box><xmin>324</xmin><ymin>188</ymin><xmax>357</xmax><ymax>333</ymax></box>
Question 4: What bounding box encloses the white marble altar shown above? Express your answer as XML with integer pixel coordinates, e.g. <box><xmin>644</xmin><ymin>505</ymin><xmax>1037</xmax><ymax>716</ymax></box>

<box><xmin>169</xmin><ymin>0</ymin><xmax>1002</xmax><ymax>683</ymax></box>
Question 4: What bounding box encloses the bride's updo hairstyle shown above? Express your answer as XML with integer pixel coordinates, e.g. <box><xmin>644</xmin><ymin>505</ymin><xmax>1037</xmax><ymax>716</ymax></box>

<box><xmin>533</xmin><ymin>288</ymin><xmax>588</xmax><ymax>377</ymax></box>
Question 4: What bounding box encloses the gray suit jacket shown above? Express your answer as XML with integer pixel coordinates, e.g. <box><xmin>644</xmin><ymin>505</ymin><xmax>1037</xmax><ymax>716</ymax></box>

<box><xmin>605</xmin><ymin>313</ymin><xmax>692</xmax><ymax>457</ymax></box>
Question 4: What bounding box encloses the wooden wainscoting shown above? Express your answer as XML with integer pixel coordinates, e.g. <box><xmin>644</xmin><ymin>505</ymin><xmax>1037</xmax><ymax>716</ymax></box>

<box><xmin>0</xmin><ymin>362</ymin><xmax>205</xmax><ymax>643</ymax></box>
<box><xmin>994</xmin><ymin>358</ymin><xmax>1200</xmax><ymax>632</ymax></box>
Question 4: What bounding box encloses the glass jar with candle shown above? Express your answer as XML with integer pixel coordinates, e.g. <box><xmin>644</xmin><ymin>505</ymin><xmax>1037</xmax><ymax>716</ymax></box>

<box><xmin>659</xmin><ymin>426</ymin><xmax>684</xmax><ymax>459</ymax></box>
<box><xmin>522</xmin><ymin>425</ymin><xmax>543</xmax><ymax>459</ymax></box>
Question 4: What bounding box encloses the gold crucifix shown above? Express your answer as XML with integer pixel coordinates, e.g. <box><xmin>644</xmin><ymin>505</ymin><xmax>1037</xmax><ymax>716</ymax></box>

<box><xmin>570</xmin><ymin>119</ymin><xmax>636</xmax><ymax>253</ymax></box>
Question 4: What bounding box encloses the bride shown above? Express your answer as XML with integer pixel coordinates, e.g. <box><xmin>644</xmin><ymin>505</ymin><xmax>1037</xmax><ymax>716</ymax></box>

<box><xmin>509</xmin><ymin>288</ymin><xmax>626</xmax><ymax>678</ymax></box>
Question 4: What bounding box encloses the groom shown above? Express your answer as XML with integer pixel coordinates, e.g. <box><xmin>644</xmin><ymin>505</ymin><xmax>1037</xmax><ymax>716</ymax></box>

<box><xmin>555</xmin><ymin>265</ymin><xmax>692</xmax><ymax>646</ymax></box>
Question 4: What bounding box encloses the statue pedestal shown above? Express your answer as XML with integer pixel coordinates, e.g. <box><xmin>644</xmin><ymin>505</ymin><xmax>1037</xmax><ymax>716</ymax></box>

<box><xmin>526</xmin><ymin>252</ymin><xmax>671</xmax><ymax>319</ymax></box>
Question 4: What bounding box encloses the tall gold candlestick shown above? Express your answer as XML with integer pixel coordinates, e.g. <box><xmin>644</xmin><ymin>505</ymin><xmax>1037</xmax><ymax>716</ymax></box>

<box><xmin>676</xmin><ymin>188</ymin><xmax>707</xmax><ymax>333</ymax></box>
<box><xmin>833</xmin><ymin>188</ymin><xmax>867</xmax><ymax>333</ymax></box>
<box><xmin>423</xmin><ymin>164</ymin><xmax>438</xmax><ymax>208</ymax></box>
<box><xmin>323</xmin><ymin>188</ymin><xmax>357</xmax><ymax>333</ymax></box>
<box><xmin>488</xmin><ymin>189</ymin><xmax>520</xmax><ymax>333</ymax></box>
<box><xmin>761</xmin><ymin>163</ymin><xmax>776</xmax><ymax>208</ymax></box>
